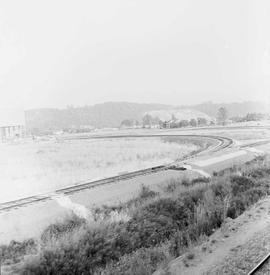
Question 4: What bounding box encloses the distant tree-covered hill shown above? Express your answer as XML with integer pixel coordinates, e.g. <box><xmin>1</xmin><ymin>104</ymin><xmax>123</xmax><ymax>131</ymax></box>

<box><xmin>189</xmin><ymin>101</ymin><xmax>268</xmax><ymax>117</ymax></box>
<box><xmin>25</xmin><ymin>101</ymin><xmax>268</xmax><ymax>134</ymax></box>
<box><xmin>25</xmin><ymin>102</ymin><xmax>172</xmax><ymax>133</ymax></box>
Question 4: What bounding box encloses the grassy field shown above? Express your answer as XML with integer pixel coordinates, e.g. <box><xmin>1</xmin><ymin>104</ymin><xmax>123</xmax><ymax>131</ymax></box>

<box><xmin>0</xmin><ymin>137</ymin><xmax>200</xmax><ymax>202</ymax></box>
<box><xmin>110</xmin><ymin>124</ymin><xmax>270</xmax><ymax>140</ymax></box>
<box><xmin>210</xmin><ymin>129</ymin><xmax>270</xmax><ymax>141</ymax></box>
<box><xmin>175</xmin><ymin>128</ymin><xmax>270</xmax><ymax>141</ymax></box>
<box><xmin>2</xmin><ymin>155</ymin><xmax>270</xmax><ymax>274</ymax></box>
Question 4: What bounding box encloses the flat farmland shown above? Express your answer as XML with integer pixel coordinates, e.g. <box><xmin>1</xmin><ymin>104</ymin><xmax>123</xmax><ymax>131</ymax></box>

<box><xmin>165</xmin><ymin>127</ymin><xmax>270</xmax><ymax>143</ymax></box>
<box><xmin>0</xmin><ymin>137</ymin><xmax>200</xmax><ymax>203</ymax></box>
<box><xmin>207</xmin><ymin>129</ymin><xmax>270</xmax><ymax>141</ymax></box>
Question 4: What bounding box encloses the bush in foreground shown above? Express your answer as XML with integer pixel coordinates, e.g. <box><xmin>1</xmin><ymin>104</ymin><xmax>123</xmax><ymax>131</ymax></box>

<box><xmin>7</xmin><ymin>156</ymin><xmax>270</xmax><ymax>274</ymax></box>
<box><xmin>0</xmin><ymin>239</ymin><xmax>37</xmax><ymax>264</ymax></box>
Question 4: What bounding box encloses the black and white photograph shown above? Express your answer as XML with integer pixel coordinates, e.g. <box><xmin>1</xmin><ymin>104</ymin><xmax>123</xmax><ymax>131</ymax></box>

<box><xmin>1</xmin><ymin>1</ymin><xmax>270</xmax><ymax>274</ymax></box>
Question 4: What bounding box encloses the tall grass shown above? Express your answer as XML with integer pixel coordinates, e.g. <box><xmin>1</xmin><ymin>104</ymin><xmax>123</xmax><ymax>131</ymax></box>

<box><xmin>0</xmin><ymin>138</ymin><xmax>198</xmax><ymax>202</ymax></box>
<box><xmin>3</xmin><ymin>156</ymin><xmax>270</xmax><ymax>274</ymax></box>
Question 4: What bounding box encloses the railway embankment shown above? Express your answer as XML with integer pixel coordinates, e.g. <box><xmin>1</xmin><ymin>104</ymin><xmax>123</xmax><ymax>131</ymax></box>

<box><xmin>166</xmin><ymin>196</ymin><xmax>270</xmax><ymax>275</ymax></box>
<box><xmin>2</xmin><ymin>154</ymin><xmax>270</xmax><ymax>274</ymax></box>
<box><xmin>158</xmin><ymin>155</ymin><xmax>270</xmax><ymax>275</ymax></box>
<box><xmin>0</xmin><ymin>134</ymin><xmax>227</xmax><ymax>213</ymax></box>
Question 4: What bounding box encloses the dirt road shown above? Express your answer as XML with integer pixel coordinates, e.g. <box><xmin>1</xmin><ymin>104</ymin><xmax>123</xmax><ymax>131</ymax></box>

<box><xmin>166</xmin><ymin>196</ymin><xmax>270</xmax><ymax>275</ymax></box>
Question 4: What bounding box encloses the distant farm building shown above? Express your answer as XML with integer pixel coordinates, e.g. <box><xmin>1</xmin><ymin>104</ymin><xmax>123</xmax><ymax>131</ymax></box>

<box><xmin>163</xmin><ymin>120</ymin><xmax>173</xmax><ymax>129</ymax></box>
<box><xmin>0</xmin><ymin>108</ymin><xmax>25</xmax><ymax>141</ymax></box>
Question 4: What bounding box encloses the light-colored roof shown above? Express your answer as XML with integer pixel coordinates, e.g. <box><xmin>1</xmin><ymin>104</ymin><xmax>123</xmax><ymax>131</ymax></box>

<box><xmin>0</xmin><ymin>108</ymin><xmax>25</xmax><ymax>127</ymax></box>
<box><xmin>145</xmin><ymin>108</ymin><xmax>214</xmax><ymax>122</ymax></box>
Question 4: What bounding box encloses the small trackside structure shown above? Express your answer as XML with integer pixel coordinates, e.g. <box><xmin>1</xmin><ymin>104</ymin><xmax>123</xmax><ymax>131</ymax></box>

<box><xmin>0</xmin><ymin>108</ymin><xmax>25</xmax><ymax>142</ymax></box>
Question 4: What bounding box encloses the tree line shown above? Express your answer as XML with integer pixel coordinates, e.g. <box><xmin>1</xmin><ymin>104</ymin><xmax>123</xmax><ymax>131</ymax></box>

<box><xmin>121</xmin><ymin>115</ymin><xmax>211</xmax><ymax>128</ymax></box>
<box><xmin>121</xmin><ymin>107</ymin><xmax>270</xmax><ymax>129</ymax></box>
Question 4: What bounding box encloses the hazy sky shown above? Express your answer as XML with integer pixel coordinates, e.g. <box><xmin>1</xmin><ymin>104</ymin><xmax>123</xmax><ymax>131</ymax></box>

<box><xmin>0</xmin><ymin>0</ymin><xmax>270</xmax><ymax>109</ymax></box>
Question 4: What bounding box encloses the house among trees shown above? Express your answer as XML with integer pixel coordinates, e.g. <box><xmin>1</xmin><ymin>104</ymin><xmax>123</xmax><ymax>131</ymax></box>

<box><xmin>142</xmin><ymin>109</ymin><xmax>215</xmax><ymax>129</ymax></box>
<box><xmin>163</xmin><ymin>119</ymin><xmax>173</xmax><ymax>129</ymax></box>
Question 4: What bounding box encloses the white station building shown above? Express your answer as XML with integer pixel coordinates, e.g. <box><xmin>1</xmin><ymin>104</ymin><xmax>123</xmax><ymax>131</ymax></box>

<box><xmin>0</xmin><ymin>108</ymin><xmax>25</xmax><ymax>141</ymax></box>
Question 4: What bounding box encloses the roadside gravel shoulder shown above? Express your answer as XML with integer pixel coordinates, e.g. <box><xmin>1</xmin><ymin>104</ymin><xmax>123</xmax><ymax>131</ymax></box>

<box><xmin>167</xmin><ymin>197</ymin><xmax>270</xmax><ymax>275</ymax></box>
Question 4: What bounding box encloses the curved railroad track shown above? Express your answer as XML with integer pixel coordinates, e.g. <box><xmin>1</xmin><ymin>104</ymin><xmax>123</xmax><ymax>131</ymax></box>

<box><xmin>0</xmin><ymin>134</ymin><xmax>234</xmax><ymax>213</ymax></box>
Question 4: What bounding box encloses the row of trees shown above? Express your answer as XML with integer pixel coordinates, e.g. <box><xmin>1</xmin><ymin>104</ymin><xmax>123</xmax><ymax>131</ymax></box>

<box><xmin>165</xmin><ymin>117</ymin><xmax>210</xmax><ymax>128</ymax></box>
<box><xmin>231</xmin><ymin>113</ymin><xmax>269</xmax><ymax>123</ymax></box>
<box><xmin>121</xmin><ymin>115</ymin><xmax>211</xmax><ymax>128</ymax></box>
<box><xmin>120</xmin><ymin>119</ymin><xmax>140</xmax><ymax>128</ymax></box>
<box><xmin>121</xmin><ymin>107</ymin><xmax>270</xmax><ymax>129</ymax></box>
<box><xmin>217</xmin><ymin>108</ymin><xmax>270</xmax><ymax>124</ymax></box>
<box><xmin>141</xmin><ymin>108</ymin><xmax>230</xmax><ymax>128</ymax></box>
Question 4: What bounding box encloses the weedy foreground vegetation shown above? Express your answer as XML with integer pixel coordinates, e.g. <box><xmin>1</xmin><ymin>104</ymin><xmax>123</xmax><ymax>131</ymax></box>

<box><xmin>2</xmin><ymin>156</ymin><xmax>270</xmax><ymax>275</ymax></box>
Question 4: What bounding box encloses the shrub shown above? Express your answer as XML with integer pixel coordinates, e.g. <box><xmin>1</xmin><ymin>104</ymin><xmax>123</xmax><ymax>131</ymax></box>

<box><xmin>248</xmin><ymin>168</ymin><xmax>270</xmax><ymax>179</ymax></box>
<box><xmin>164</xmin><ymin>179</ymin><xmax>179</xmax><ymax>193</ymax></box>
<box><xmin>169</xmin><ymin>230</ymin><xmax>190</xmax><ymax>257</ymax></box>
<box><xmin>127</xmin><ymin>212</ymin><xmax>176</xmax><ymax>249</ymax></box>
<box><xmin>230</xmin><ymin>175</ymin><xmax>255</xmax><ymax>196</ymax></box>
<box><xmin>242</xmin><ymin>187</ymin><xmax>268</xmax><ymax>206</ymax></box>
<box><xmin>144</xmin><ymin>198</ymin><xmax>193</xmax><ymax>229</ymax></box>
<box><xmin>181</xmin><ymin>186</ymin><xmax>206</xmax><ymax>209</ymax></box>
<box><xmin>210</xmin><ymin>180</ymin><xmax>230</xmax><ymax>198</ymax></box>
<box><xmin>181</xmin><ymin>178</ymin><xmax>191</xmax><ymax>186</ymax></box>
<box><xmin>23</xmin><ymin>224</ymin><xmax>132</xmax><ymax>275</ymax></box>
<box><xmin>93</xmin><ymin>205</ymin><xmax>124</xmax><ymax>220</ymax></box>
<box><xmin>227</xmin><ymin>197</ymin><xmax>246</xmax><ymax>218</ymax></box>
<box><xmin>101</xmin><ymin>245</ymin><xmax>170</xmax><ymax>275</ymax></box>
<box><xmin>41</xmin><ymin>215</ymin><xmax>85</xmax><ymax>243</ymax></box>
<box><xmin>194</xmin><ymin>191</ymin><xmax>224</xmax><ymax>234</ymax></box>
<box><xmin>0</xmin><ymin>239</ymin><xmax>37</xmax><ymax>264</ymax></box>
<box><xmin>138</xmin><ymin>185</ymin><xmax>158</xmax><ymax>200</ymax></box>
<box><xmin>16</xmin><ymin>155</ymin><xmax>270</xmax><ymax>274</ymax></box>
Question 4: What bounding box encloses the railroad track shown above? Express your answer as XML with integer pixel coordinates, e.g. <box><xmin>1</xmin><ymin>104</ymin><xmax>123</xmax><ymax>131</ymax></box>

<box><xmin>0</xmin><ymin>134</ymin><xmax>233</xmax><ymax>213</ymax></box>
<box><xmin>64</xmin><ymin>133</ymin><xmax>233</xmax><ymax>143</ymax></box>
<box><xmin>240</xmin><ymin>139</ymin><xmax>270</xmax><ymax>148</ymax></box>
<box><xmin>247</xmin><ymin>252</ymin><xmax>270</xmax><ymax>275</ymax></box>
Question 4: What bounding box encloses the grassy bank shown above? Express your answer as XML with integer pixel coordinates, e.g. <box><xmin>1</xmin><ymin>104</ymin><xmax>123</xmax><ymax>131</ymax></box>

<box><xmin>2</xmin><ymin>155</ymin><xmax>270</xmax><ymax>274</ymax></box>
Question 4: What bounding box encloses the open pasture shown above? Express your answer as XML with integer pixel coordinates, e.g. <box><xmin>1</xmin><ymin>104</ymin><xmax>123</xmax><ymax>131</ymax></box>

<box><xmin>0</xmin><ymin>137</ymin><xmax>199</xmax><ymax>203</ymax></box>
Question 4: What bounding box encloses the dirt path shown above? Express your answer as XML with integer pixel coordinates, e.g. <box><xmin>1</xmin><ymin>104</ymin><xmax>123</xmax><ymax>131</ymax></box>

<box><xmin>168</xmin><ymin>197</ymin><xmax>270</xmax><ymax>275</ymax></box>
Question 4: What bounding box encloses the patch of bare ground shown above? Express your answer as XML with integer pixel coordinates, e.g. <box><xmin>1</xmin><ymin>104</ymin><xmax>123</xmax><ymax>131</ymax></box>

<box><xmin>167</xmin><ymin>197</ymin><xmax>270</xmax><ymax>275</ymax></box>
